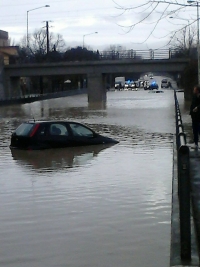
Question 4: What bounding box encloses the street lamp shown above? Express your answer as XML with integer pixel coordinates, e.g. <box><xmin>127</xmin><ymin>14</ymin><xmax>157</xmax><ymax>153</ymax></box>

<box><xmin>83</xmin><ymin>32</ymin><xmax>98</xmax><ymax>48</ymax></box>
<box><xmin>187</xmin><ymin>0</ymin><xmax>200</xmax><ymax>83</ymax></box>
<box><xmin>27</xmin><ymin>5</ymin><xmax>50</xmax><ymax>47</ymax></box>
<box><xmin>169</xmin><ymin>16</ymin><xmax>190</xmax><ymax>24</ymax></box>
<box><xmin>169</xmin><ymin>16</ymin><xmax>191</xmax><ymax>46</ymax></box>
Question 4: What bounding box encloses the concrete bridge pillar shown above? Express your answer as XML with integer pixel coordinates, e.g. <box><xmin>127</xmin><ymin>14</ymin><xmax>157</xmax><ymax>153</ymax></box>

<box><xmin>87</xmin><ymin>73</ymin><xmax>106</xmax><ymax>104</ymax></box>
<box><xmin>4</xmin><ymin>76</ymin><xmax>21</xmax><ymax>98</ymax></box>
<box><xmin>11</xmin><ymin>77</ymin><xmax>21</xmax><ymax>97</ymax></box>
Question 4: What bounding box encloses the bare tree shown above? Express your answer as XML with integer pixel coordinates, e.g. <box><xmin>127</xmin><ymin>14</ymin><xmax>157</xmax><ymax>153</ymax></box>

<box><xmin>114</xmin><ymin>0</ymin><xmax>197</xmax><ymax>48</ymax></box>
<box><xmin>22</xmin><ymin>28</ymin><xmax>66</xmax><ymax>55</ymax></box>
<box><xmin>51</xmin><ymin>33</ymin><xmax>66</xmax><ymax>52</ymax></box>
<box><xmin>102</xmin><ymin>44</ymin><xmax>127</xmax><ymax>59</ymax></box>
<box><xmin>171</xmin><ymin>25</ymin><xmax>196</xmax><ymax>51</ymax></box>
<box><xmin>31</xmin><ymin>29</ymin><xmax>47</xmax><ymax>55</ymax></box>
<box><xmin>105</xmin><ymin>44</ymin><xmax>126</xmax><ymax>51</ymax></box>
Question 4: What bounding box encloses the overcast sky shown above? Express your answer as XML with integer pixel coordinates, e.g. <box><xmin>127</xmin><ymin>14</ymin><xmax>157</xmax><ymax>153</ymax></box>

<box><xmin>0</xmin><ymin>0</ymin><xmax>198</xmax><ymax>51</ymax></box>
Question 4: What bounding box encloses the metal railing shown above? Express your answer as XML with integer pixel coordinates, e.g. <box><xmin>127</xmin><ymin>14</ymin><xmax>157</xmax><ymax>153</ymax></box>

<box><xmin>99</xmin><ymin>48</ymin><xmax>180</xmax><ymax>60</ymax></box>
<box><xmin>13</xmin><ymin>48</ymin><xmax>189</xmax><ymax>65</ymax></box>
<box><xmin>174</xmin><ymin>90</ymin><xmax>191</xmax><ymax>260</ymax></box>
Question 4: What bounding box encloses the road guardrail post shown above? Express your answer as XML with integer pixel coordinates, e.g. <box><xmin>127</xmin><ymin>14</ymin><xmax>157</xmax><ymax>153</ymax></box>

<box><xmin>174</xmin><ymin>89</ymin><xmax>191</xmax><ymax>261</ymax></box>
<box><xmin>178</xmin><ymin>145</ymin><xmax>191</xmax><ymax>260</ymax></box>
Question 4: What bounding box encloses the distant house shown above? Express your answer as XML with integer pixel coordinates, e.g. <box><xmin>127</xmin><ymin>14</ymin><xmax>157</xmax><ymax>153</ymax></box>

<box><xmin>0</xmin><ymin>30</ymin><xmax>19</xmax><ymax>65</ymax></box>
<box><xmin>0</xmin><ymin>30</ymin><xmax>19</xmax><ymax>99</ymax></box>
<box><xmin>0</xmin><ymin>46</ymin><xmax>19</xmax><ymax>64</ymax></box>
<box><xmin>0</xmin><ymin>30</ymin><xmax>8</xmax><ymax>46</ymax></box>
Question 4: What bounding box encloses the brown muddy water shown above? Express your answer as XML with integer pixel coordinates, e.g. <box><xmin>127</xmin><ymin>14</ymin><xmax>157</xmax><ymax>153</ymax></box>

<box><xmin>0</xmin><ymin>85</ymin><xmax>187</xmax><ymax>267</ymax></box>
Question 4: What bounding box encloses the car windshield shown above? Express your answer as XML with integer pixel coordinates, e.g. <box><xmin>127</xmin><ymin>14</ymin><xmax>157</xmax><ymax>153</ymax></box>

<box><xmin>162</xmin><ymin>80</ymin><xmax>167</xmax><ymax>83</ymax></box>
<box><xmin>15</xmin><ymin>123</ymin><xmax>35</xmax><ymax>136</ymax></box>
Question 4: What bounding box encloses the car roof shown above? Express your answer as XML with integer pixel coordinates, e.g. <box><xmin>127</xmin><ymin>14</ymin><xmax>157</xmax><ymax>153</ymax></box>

<box><xmin>25</xmin><ymin>120</ymin><xmax>81</xmax><ymax>124</ymax></box>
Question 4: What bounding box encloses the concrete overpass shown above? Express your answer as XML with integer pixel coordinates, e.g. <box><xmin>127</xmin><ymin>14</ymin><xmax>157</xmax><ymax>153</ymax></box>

<box><xmin>3</xmin><ymin>58</ymin><xmax>189</xmax><ymax>103</ymax></box>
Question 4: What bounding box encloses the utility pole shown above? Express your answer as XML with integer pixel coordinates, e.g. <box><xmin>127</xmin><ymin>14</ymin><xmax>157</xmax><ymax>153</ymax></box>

<box><xmin>43</xmin><ymin>20</ymin><xmax>51</xmax><ymax>54</ymax></box>
<box><xmin>46</xmin><ymin>21</ymin><xmax>49</xmax><ymax>54</ymax></box>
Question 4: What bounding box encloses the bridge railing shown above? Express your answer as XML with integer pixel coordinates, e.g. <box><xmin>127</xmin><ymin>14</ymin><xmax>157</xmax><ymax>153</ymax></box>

<box><xmin>99</xmin><ymin>48</ymin><xmax>181</xmax><ymax>60</ymax></box>
<box><xmin>174</xmin><ymin>89</ymin><xmax>191</xmax><ymax>260</ymax></box>
<box><xmin>12</xmin><ymin>48</ymin><xmax>188</xmax><ymax>65</ymax></box>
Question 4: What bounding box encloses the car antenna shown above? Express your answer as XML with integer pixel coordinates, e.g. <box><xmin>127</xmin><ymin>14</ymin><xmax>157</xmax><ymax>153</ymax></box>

<box><xmin>29</xmin><ymin>105</ymin><xmax>35</xmax><ymax>122</ymax></box>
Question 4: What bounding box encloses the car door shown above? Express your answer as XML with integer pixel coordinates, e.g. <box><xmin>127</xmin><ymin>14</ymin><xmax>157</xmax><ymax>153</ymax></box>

<box><xmin>36</xmin><ymin>123</ymin><xmax>72</xmax><ymax>148</ymax></box>
<box><xmin>48</xmin><ymin>123</ymin><xmax>73</xmax><ymax>148</ymax></box>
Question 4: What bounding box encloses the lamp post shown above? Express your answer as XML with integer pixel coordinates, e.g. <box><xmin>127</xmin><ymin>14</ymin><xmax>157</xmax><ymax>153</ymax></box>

<box><xmin>187</xmin><ymin>0</ymin><xmax>200</xmax><ymax>83</ymax></box>
<box><xmin>169</xmin><ymin>16</ymin><xmax>190</xmax><ymax>24</ymax></box>
<box><xmin>82</xmin><ymin>32</ymin><xmax>98</xmax><ymax>48</ymax></box>
<box><xmin>169</xmin><ymin>16</ymin><xmax>191</xmax><ymax>49</ymax></box>
<box><xmin>27</xmin><ymin>5</ymin><xmax>50</xmax><ymax>47</ymax></box>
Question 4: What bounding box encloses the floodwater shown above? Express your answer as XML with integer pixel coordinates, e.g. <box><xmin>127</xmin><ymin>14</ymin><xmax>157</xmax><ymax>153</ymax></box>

<box><xmin>0</xmin><ymin>85</ymin><xmax>179</xmax><ymax>267</ymax></box>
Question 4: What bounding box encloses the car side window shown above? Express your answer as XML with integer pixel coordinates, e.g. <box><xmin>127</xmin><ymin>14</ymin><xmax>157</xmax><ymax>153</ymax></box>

<box><xmin>50</xmin><ymin>124</ymin><xmax>68</xmax><ymax>136</ymax></box>
<box><xmin>69</xmin><ymin>123</ymin><xmax>94</xmax><ymax>137</ymax></box>
<box><xmin>36</xmin><ymin>124</ymin><xmax>47</xmax><ymax>136</ymax></box>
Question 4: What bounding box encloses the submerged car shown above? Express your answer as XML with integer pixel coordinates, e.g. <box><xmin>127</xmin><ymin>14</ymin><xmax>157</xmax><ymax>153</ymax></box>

<box><xmin>10</xmin><ymin>120</ymin><xmax>119</xmax><ymax>150</ymax></box>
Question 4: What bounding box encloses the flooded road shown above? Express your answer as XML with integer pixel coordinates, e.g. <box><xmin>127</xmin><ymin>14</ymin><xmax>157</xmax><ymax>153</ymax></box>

<box><xmin>0</xmin><ymin>85</ymin><xmax>178</xmax><ymax>267</ymax></box>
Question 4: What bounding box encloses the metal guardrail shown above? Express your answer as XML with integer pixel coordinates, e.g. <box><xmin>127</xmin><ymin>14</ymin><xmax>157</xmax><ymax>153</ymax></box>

<box><xmin>174</xmin><ymin>90</ymin><xmax>191</xmax><ymax>260</ymax></box>
<box><xmin>0</xmin><ymin>89</ymin><xmax>87</xmax><ymax>106</ymax></box>
<box><xmin>99</xmin><ymin>48</ymin><xmax>185</xmax><ymax>60</ymax></box>
<box><xmin>14</xmin><ymin>48</ymin><xmax>188</xmax><ymax>64</ymax></box>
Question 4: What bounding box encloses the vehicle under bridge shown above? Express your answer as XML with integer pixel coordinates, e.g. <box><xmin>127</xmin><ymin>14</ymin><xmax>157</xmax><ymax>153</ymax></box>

<box><xmin>3</xmin><ymin>57</ymin><xmax>189</xmax><ymax>104</ymax></box>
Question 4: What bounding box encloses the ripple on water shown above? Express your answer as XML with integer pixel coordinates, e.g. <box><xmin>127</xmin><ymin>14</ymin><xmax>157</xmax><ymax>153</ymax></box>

<box><xmin>0</xmin><ymin>90</ymin><xmax>174</xmax><ymax>267</ymax></box>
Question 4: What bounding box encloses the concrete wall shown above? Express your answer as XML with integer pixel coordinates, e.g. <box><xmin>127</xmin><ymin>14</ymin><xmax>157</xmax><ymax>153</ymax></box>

<box><xmin>0</xmin><ymin>55</ymin><xmax>5</xmax><ymax>99</ymax></box>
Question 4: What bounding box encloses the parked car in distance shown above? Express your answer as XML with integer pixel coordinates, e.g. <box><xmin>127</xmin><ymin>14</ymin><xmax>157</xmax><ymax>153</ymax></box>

<box><xmin>115</xmin><ymin>76</ymin><xmax>125</xmax><ymax>90</ymax></box>
<box><xmin>129</xmin><ymin>82</ymin><xmax>137</xmax><ymax>91</ymax></box>
<box><xmin>161</xmin><ymin>79</ymin><xmax>169</xmax><ymax>88</ymax></box>
<box><xmin>115</xmin><ymin>82</ymin><xmax>124</xmax><ymax>90</ymax></box>
<box><xmin>149</xmin><ymin>73</ymin><xmax>154</xmax><ymax>79</ymax></box>
<box><xmin>144</xmin><ymin>81</ymin><xmax>150</xmax><ymax>90</ymax></box>
<box><xmin>149</xmin><ymin>81</ymin><xmax>159</xmax><ymax>90</ymax></box>
<box><xmin>124</xmin><ymin>83</ymin><xmax>128</xmax><ymax>90</ymax></box>
<box><xmin>10</xmin><ymin>120</ymin><xmax>119</xmax><ymax>150</ymax></box>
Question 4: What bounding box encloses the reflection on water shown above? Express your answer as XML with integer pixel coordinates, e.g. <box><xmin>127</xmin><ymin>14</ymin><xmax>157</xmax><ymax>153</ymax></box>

<box><xmin>11</xmin><ymin>144</ymin><xmax>115</xmax><ymax>172</ymax></box>
<box><xmin>0</xmin><ymin>89</ymin><xmax>177</xmax><ymax>267</ymax></box>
